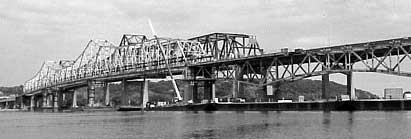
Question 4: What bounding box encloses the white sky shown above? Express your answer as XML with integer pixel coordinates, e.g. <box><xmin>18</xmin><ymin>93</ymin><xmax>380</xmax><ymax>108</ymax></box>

<box><xmin>1</xmin><ymin>0</ymin><xmax>411</xmax><ymax>96</ymax></box>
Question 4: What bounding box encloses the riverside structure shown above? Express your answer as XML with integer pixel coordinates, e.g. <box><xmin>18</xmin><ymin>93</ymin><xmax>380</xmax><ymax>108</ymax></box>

<box><xmin>16</xmin><ymin>33</ymin><xmax>411</xmax><ymax>111</ymax></box>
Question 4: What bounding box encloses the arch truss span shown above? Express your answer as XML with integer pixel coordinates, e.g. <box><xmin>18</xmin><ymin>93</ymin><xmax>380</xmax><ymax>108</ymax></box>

<box><xmin>23</xmin><ymin>35</ymin><xmax>212</xmax><ymax>93</ymax></box>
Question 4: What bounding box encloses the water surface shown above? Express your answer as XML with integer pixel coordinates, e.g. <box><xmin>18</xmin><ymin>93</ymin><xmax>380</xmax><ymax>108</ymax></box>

<box><xmin>0</xmin><ymin>111</ymin><xmax>410</xmax><ymax>139</ymax></box>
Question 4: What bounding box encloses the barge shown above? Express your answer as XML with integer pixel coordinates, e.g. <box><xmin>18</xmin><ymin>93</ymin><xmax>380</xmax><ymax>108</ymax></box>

<box><xmin>147</xmin><ymin>99</ymin><xmax>411</xmax><ymax>111</ymax></box>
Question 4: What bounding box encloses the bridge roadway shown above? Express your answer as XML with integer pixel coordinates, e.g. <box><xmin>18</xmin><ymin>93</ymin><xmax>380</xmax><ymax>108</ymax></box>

<box><xmin>19</xmin><ymin>33</ymin><xmax>411</xmax><ymax>111</ymax></box>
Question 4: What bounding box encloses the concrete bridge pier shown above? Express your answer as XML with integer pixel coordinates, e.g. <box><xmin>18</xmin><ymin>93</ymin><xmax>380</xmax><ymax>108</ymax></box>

<box><xmin>72</xmin><ymin>89</ymin><xmax>78</xmax><ymax>108</ymax></box>
<box><xmin>184</xmin><ymin>81</ymin><xmax>193</xmax><ymax>103</ymax></box>
<box><xmin>141</xmin><ymin>79</ymin><xmax>149</xmax><ymax>108</ymax></box>
<box><xmin>52</xmin><ymin>91</ymin><xmax>59</xmax><ymax>111</ymax></box>
<box><xmin>103</xmin><ymin>82</ymin><xmax>110</xmax><ymax>106</ymax></box>
<box><xmin>232</xmin><ymin>65</ymin><xmax>244</xmax><ymax>99</ymax></box>
<box><xmin>265</xmin><ymin>78</ymin><xmax>274</xmax><ymax>102</ymax></box>
<box><xmin>121</xmin><ymin>79</ymin><xmax>128</xmax><ymax>106</ymax></box>
<box><xmin>192</xmin><ymin>82</ymin><xmax>199</xmax><ymax>103</ymax></box>
<box><xmin>87</xmin><ymin>81</ymin><xmax>96</xmax><ymax>107</ymax></box>
<box><xmin>183</xmin><ymin>81</ymin><xmax>201</xmax><ymax>103</ymax></box>
<box><xmin>46</xmin><ymin>92</ymin><xmax>52</xmax><ymax>107</ymax></box>
<box><xmin>183</xmin><ymin>80</ymin><xmax>216</xmax><ymax>104</ymax></box>
<box><xmin>347</xmin><ymin>71</ymin><xmax>355</xmax><ymax>100</ymax></box>
<box><xmin>271</xmin><ymin>82</ymin><xmax>281</xmax><ymax>102</ymax></box>
<box><xmin>30</xmin><ymin>95</ymin><xmax>35</xmax><ymax>111</ymax></box>
<box><xmin>232</xmin><ymin>80</ymin><xmax>239</xmax><ymax>99</ymax></box>
<box><xmin>257</xmin><ymin>86</ymin><xmax>268</xmax><ymax>102</ymax></box>
<box><xmin>322</xmin><ymin>73</ymin><xmax>330</xmax><ymax>100</ymax></box>
<box><xmin>203</xmin><ymin>80</ymin><xmax>216</xmax><ymax>103</ymax></box>
<box><xmin>5</xmin><ymin>101</ymin><xmax>8</xmax><ymax>109</ymax></box>
<box><xmin>119</xmin><ymin>79</ymin><xmax>149</xmax><ymax>108</ymax></box>
<box><xmin>183</xmin><ymin>67</ymin><xmax>200</xmax><ymax>104</ymax></box>
<box><xmin>20</xmin><ymin>96</ymin><xmax>26</xmax><ymax>110</ymax></box>
<box><xmin>42</xmin><ymin>91</ymin><xmax>47</xmax><ymax>108</ymax></box>
<box><xmin>36</xmin><ymin>94</ymin><xmax>42</xmax><ymax>108</ymax></box>
<box><xmin>49</xmin><ymin>89</ymin><xmax>64</xmax><ymax>112</ymax></box>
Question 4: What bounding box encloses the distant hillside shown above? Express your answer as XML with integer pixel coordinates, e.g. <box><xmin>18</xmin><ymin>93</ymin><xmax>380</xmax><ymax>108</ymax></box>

<box><xmin>271</xmin><ymin>79</ymin><xmax>379</xmax><ymax>101</ymax></box>
<box><xmin>0</xmin><ymin>86</ymin><xmax>23</xmax><ymax>96</ymax></box>
<box><xmin>96</xmin><ymin>79</ymin><xmax>378</xmax><ymax>105</ymax></box>
<box><xmin>0</xmin><ymin>79</ymin><xmax>379</xmax><ymax>105</ymax></box>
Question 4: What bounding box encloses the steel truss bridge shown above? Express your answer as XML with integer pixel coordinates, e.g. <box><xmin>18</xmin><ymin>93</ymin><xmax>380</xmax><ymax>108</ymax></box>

<box><xmin>21</xmin><ymin>32</ymin><xmax>411</xmax><ymax>109</ymax></box>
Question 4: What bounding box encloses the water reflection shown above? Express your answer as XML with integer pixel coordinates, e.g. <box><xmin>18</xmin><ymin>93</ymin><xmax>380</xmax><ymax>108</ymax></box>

<box><xmin>1</xmin><ymin>111</ymin><xmax>411</xmax><ymax>139</ymax></box>
<box><xmin>347</xmin><ymin>111</ymin><xmax>354</xmax><ymax>139</ymax></box>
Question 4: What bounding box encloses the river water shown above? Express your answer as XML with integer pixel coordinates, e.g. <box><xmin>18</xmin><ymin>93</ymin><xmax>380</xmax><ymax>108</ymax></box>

<box><xmin>0</xmin><ymin>111</ymin><xmax>410</xmax><ymax>139</ymax></box>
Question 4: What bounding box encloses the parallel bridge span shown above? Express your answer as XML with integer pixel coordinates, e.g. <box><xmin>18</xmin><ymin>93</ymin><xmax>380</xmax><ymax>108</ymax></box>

<box><xmin>21</xmin><ymin>33</ymin><xmax>411</xmax><ymax>110</ymax></box>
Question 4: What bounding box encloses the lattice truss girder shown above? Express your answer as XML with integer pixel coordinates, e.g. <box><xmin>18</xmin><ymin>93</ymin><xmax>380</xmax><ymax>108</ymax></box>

<box><xmin>24</xmin><ymin>35</ymin><xmax>209</xmax><ymax>92</ymax></box>
<box><xmin>191</xmin><ymin>38</ymin><xmax>411</xmax><ymax>86</ymax></box>
<box><xmin>24</xmin><ymin>60</ymin><xmax>73</xmax><ymax>91</ymax></box>
<box><xmin>189</xmin><ymin>33</ymin><xmax>263</xmax><ymax>60</ymax></box>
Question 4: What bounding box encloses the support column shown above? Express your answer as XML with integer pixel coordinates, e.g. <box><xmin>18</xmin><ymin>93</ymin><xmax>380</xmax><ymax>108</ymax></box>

<box><xmin>141</xmin><ymin>79</ymin><xmax>149</xmax><ymax>108</ymax></box>
<box><xmin>121</xmin><ymin>79</ymin><xmax>128</xmax><ymax>106</ymax></box>
<box><xmin>347</xmin><ymin>71</ymin><xmax>355</xmax><ymax>100</ymax></box>
<box><xmin>232</xmin><ymin>65</ymin><xmax>242</xmax><ymax>98</ymax></box>
<box><xmin>20</xmin><ymin>96</ymin><xmax>25</xmax><ymax>110</ymax></box>
<box><xmin>322</xmin><ymin>73</ymin><xmax>329</xmax><ymax>100</ymax></box>
<box><xmin>211</xmin><ymin>82</ymin><xmax>216</xmax><ymax>102</ymax></box>
<box><xmin>203</xmin><ymin>81</ymin><xmax>216</xmax><ymax>103</ymax></box>
<box><xmin>232</xmin><ymin>80</ymin><xmax>239</xmax><ymax>98</ymax></box>
<box><xmin>72</xmin><ymin>89</ymin><xmax>78</xmax><ymax>108</ymax></box>
<box><xmin>204</xmin><ymin>81</ymin><xmax>212</xmax><ymax>101</ymax></box>
<box><xmin>193</xmin><ymin>82</ymin><xmax>199</xmax><ymax>103</ymax></box>
<box><xmin>104</xmin><ymin>83</ymin><xmax>110</xmax><ymax>106</ymax></box>
<box><xmin>62</xmin><ymin>93</ymin><xmax>66</xmax><ymax>106</ymax></box>
<box><xmin>53</xmin><ymin>92</ymin><xmax>59</xmax><ymax>111</ymax></box>
<box><xmin>266</xmin><ymin>81</ymin><xmax>273</xmax><ymax>100</ymax></box>
<box><xmin>36</xmin><ymin>95</ymin><xmax>41</xmax><ymax>108</ymax></box>
<box><xmin>13</xmin><ymin>101</ymin><xmax>16</xmax><ymax>109</ymax></box>
<box><xmin>273</xmin><ymin>83</ymin><xmax>281</xmax><ymax>102</ymax></box>
<box><xmin>258</xmin><ymin>86</ymin><xmax>268</xmax><ymax>102</ymax></box>
<box><xmin>42</xmin><ymin>91</ymin><xmax>47</xmax><ymax>108</ymax></box>
<box><xmin>58</xmin><ymin>91</ymin><xmax>63</xmax><ymax>110</ymax></box>
<box><xmin>87</xmin><ymin>81</ymin><xmax>95</xmax><ymax>107</ymax></box>
<box><xmin>47</xmin><ymin>94</ymin><xmax>52</xmax><ymax>107</ymax></box>
<box><xmin>30</xmin><ymin>95</ymin><xmax>35</xmax><ymax>110</ymax></box>
<box><xmin>184</xmin><ymin>82</ymin><xmax>193</xmax><ymax>103</ymax></box>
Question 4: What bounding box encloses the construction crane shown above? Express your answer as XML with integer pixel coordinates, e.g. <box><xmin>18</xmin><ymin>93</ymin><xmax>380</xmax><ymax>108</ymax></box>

<box><xmin>148</xmin><ymin>19</ymin><xmax>183</xmax><ymax>101</ymax></box>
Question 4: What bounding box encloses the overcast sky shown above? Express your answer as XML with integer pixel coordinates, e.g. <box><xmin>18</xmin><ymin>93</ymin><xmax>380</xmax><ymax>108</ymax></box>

<box><xmin>1</xmin><ymin>0</ymin><xmax>411</xmax><ymax>96</ymax></box>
